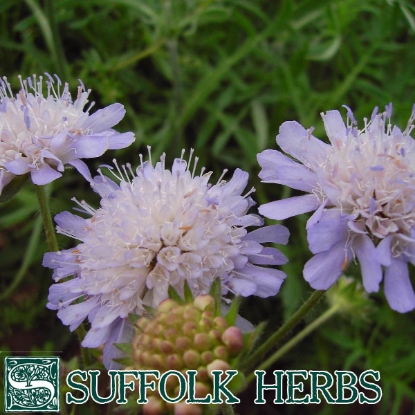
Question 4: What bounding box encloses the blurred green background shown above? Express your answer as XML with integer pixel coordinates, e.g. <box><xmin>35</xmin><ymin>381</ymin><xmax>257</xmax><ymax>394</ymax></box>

<box><xmin>1</xmin><ymin>0</ymin><xmax>415</xmax><ymax>414</ymax></box>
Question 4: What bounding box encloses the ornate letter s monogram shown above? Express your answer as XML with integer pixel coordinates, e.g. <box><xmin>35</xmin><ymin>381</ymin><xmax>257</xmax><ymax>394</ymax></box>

<box><xmin>4</xmin><ymin>357</ymin><xmax>59</xmax><ymax>412</ymax></box>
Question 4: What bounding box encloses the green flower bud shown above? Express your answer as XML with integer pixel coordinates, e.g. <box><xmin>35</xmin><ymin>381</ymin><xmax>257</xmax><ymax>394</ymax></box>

<box><xmin>221</xmin><ymin>327</ymin><xmax>244</xmax><ymax>356</ymax></box>
<box><xmin>213</xmin><ymin>345</ymin><xmax>228</xmax><ymax>360</ymax></box>
<box><xmin>129</xmin><ymin>293</ymin><xmax>246</xmax><ymax>414</ymax></box>
<box><xmin>166</xmin><ymin>354</ymin><xmax>183</xmax><ymax>371</ymax></box>
<box><xmin>174</xmin><ymin>402</ymin><xmax>202</xmax><ymax>415</ymax></box>
<box><xmin>158</xmin><ymin>299</ymin><xmax>177</xmax><ymax>312</ymax></box>
<box><xmin>201</xmin><ymin>351</ymin><xmax>214</xmax><ymax>365</ymax></box>
<box><xmin>193</xmin><ymin>333</ymin><xmax>211</xmax><ymax>352</ymax></box>
<box><xmin>176</xmin><ymin>337</ymin><xmax>192</xmax><ymax>352</ymax></box>
<box><xmin>207</xmin><ymin>359</ymin><xmax>231</xmax><ymax>380</ymax></box>
<box><xmin>213</xmin><ymin>316</ymin><xmax>227</xmax><ymax>329</ymax></box>
<box><xmin>183</xmin><ymin>349</ymin><xmax>201</xmax><ymax>369</ymax></box>
<box><xmin>143</xmin><ymin>396</ymin><xmax>165</xmax><ymax>415</ymax></box>
<box><xmin>160</xmin><ymin>340</ymin><xmax>174</xmax><ymax>354</ymax></box>
<box><xmin>193</xmin><ymin>295</ymin><xmax>215</xmax><ymax>311</ymax></box>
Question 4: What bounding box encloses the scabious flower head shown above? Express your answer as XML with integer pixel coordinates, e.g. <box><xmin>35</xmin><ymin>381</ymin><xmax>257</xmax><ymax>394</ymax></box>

<box><xmin>43</xmin><ymin>149</ymin><xmax>289</xmax><ymax>368</ymax></box>
<box><xmin>0</xmin><ymin>73</ymin><xmax>135</xmax><ymax>193</ymax></box>
<box><xmin>258</xmin><ymin>104</ymin><xmax>415</xmax><ymax>313</ymax></box>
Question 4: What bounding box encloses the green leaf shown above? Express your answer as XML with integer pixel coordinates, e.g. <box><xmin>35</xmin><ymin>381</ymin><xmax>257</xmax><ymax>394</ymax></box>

<box><xmin>128</xmin><ymin>313</ymin><xmax>143</xmax><ymax>324</ymax></box>
<box><xmin>308</xmin><ymin>35</ymin><xmax>342</xmax><ymax>61</ymax></box>
<box><xmin>143</xmin><ymin>304</ymin><xmax>157</xmax><ymax>317</ymax></box>
<box><xmin>209</xmin><ymin>278</ymin><xmax>221</xmax><ymax>315</ymax></box>
<box><xmin>0</xmin><ymin>174</ymin><xmax>30</xmax><ymax>203</ymax></box>
<box><xmin>183</xmin><ymin>279</ymin><xmax>194</xmax><ymax>303</ymax></box>
<box><xmin>400</xmin><ymin>4</ymin><xmax>415</xmax><ymax>32</ymax></box>
<box><xmin>168</xmin><ymin>285</ymin><xmax>185</xmax><ymax>304</ymax></box>
<box><xmin>113</xmin><ymin>357</ymin><xmax>132</xmax><ymax>366</ymax></box>
<box><xmin>113</xmin><ymin>342</ymin><xmax>133</xmax><ymax>354</ymax></box>
<box><xmin>224</xmin><ymin>296</ymin><xmax>241</xmax><ymax>326</ymax></box>
<box><xmin>251</xmin><ymin>99</ymin><xmax>268</xmax><ymax>151</ymax></box>
<box><xmin>244</xmin><ymin>322</ymin><xmax>267</xmax><ymax>357</ymax></box>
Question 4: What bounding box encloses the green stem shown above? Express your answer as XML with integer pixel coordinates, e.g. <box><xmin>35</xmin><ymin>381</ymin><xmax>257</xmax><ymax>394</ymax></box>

<box><xmin>245</xmin><ymin>303</ymin><xmax>340</xmax><ymax>384</ymax></box>
<box><xmin>35</xmin><ymin>184</ymin><xmax>58</xmax><ymax>252</ymax></box>
<box><xmin>221</xmin><ymin>403</ymin><xmax>235</xmax><ymax>415</ymax></box>
<box><xmin>35</xmin><ymin>184</ymin><xmax>96</xmax><ymax>415</ymax></box>
<box><xmin>75</xmin><ymin>323</ymin><xmax>92</xmax><ymax>370</ymax></box>
<box><xmin>0</xmin><ymin>214</ymin><xmax>42</xmax><ymax>301</ymax></box>
<box><xmin>59</xmin><ymin>391</ymin><xmax>68</xmax><ymax>415</ymax></box>
<box><xmin>240</xmin><ymin>290</ymin><xmax>326</xmax><ymax>371</ymax></box>
<box><xmin>76</xmin><ymin>325</ymin><xmax>100</xmax><ymax>415</ymax></box>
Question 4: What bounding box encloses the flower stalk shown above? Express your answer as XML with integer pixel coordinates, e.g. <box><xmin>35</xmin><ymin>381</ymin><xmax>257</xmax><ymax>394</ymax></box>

<box><xmin>35</xmin><ymin>184</ymin><xmax>58</xmax><ymax>252</ymax></box>
<box><xmin>36</xmin><ymin>183</ymin><xmax>92</xmax><ymax>373</ymax></box>
<box><xmin>221</xmin><ymin>403</ymin><xmax>236</xmax><ymax>415</ymax></box>
<box><xmin>246</xmin><ymin>302</ymin><xmax>341</xmax><ymax>384</ymax></box>
<box><xmin>240</xmin><ymin>290</ymin><xmax>326</xmax><ymax>371</ymax></box>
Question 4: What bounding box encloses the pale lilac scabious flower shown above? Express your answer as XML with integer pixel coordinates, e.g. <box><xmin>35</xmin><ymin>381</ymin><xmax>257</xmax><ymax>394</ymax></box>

<box><xmin>43</xmin><ymin>150</ymin><xmax>289</xmax><ymax>368</ymax></box>
<box><xmin>0</xmin><ymin>74</ymin><xmax>134</xmax><ymax>193</ymax></box>
<box><xmin>258</xmin><ymin>104</ymin><xmax>415</xmax><ymax>313</ymax></box>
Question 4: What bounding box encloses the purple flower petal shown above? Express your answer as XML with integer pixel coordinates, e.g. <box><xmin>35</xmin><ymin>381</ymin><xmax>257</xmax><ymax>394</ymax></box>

<box><xmin>384</xmin><ymin>258</ymin><xmax>415</xmax><ymax>313</ymax></box>
<box><xmin>355</xmin><ymin>235</ymin><xmax>382</xmax><ymax>293</ymax></box>
<box><xmin>47</xmin><ymin>279</ymin><xmax>84</xmax><ymax>310</ymax></box>
<box><xmin>44</xmin><ymin>254</ymin><xmax>79</xmax><ymax>280</ymax></box>
<box><xmin>55</xmin><ymin>211</ymin><xmax>89</xmax><ymax>238</ymax></box>
<box><xmin>276</xmin><ymin>121</ymin><xmax>329</xmax><ymax>168</ymax></box>
<box><xmin>376</xmin><ymin>236</ymin><xmax>392</xmax><ymax>266</ymax></box>
<box><xmin>233</xmin><ymin>214</ymin><xmax>263</xmax><ymax>227</ymax></box>
<box><xmin>221</xmin><ymin>168</ymin><xmax>249</xmax><ymax>197</ymax></box>
<box><xmin>0</xmin><ymin>170</ymin><xmax>15</xmax><ymax>195</ymax></box>
<box><xmin>56</xmin><ymin>297</ymin><xmax>99</xmax><ymax>331</ymax></box>
<box><xmin>102</xmin><ymin>318</ymin><xmax>134</xmax><ymax>370</ymax></box>
<box><xmin>107</xmin><ymin>131</ymin><xmax>136</xmax><ymax>150</ymax></box>
<box><xmin>304</xmin><ymin>240</ymin><xmax>351</xmax><ymax>289</ymax></box>
<box><xmin>257</xmin><ymin>149</ymin><xmax>318</xmax><ymax>192</ymax></box>
<box><xmin>244</xmin><ymin>224</ymin><xmax>289</xmax><ymax>244</ymax></box>
<box><xmin>67</xmin><ymin>159</ymin><xmax>92</xmax><ymax>182</ymax></box>
<box><xmin>228</xmin><ymin>278</ymin><xmax>257</xmax><ymax>296</ymax></box>
<box><xmin>31</xmin><ymin>164</ymin><xmax>62</xmax><ymax>185</ymax></box>
<box><xmin>41</xmin><ymin>149</ymin><xmax>65</xmax><ymax>172</ymax></box>
<box><xmin>91</xmin><ymin>304</ymin><xmax>122</xmax><ymax>329</ymax></box>
<box><xmin>248</xmin><ymin>247</ymin><xmax>288</xmax><ymax>265</ymax></box>
<box><xmin>306</xmin><ymin>200</ymin><xmax>328</xmax><ymax>230</ymax></box>
<box><xmin>70</xmin><ymin>135</ymin><xmax>110</xmax><ymax>158</ymax></box>
<box><xmin>259</xmin><ymin>194</ymin><xmax>320</xmax><ymax>220</ymax></box>
<box><xmin>307</xmin><ymin>209</ymin><xmax>348</xmax><ymax>254</ymax></box>
<box><xmin>321</xmin><ymin>110</ymin><xmax>347</xmax><ymax>145</ymax></box>
<box><xmin>234</xmin><ymin>264</ymin><xmax>286</xmax><ymax>297</ymax></box>
<box><xmin>81</xmin><ymin>103</ymin><xmax>126</xmax><ymax>133</ymax></box>
<box><xmin>238</xmin><ymin>240</ymin><xmax>263</xmax><ymax>255</ymax></box>
<box><xmin>49</xmin><ymin>129</ymin><xmax>70</xmax><ymax>151</ymax></box>
<box><xmin>82</xmin><ymin>321</ymin><xmax>115</xmax><ymax>348</ymax></box>
<box><xmin>4</xmin><ymin>158</ymin><xmax>30</xmax><ymax>175</ymax></box>
<box><xmin>91</xmin><ymin>174</ymin><xmax>120</xmax><ymax>197</ymax></box>
<box><xmin>43</xmin><ymin>250</ymin><xmax>77</xmax><ymax>270</ymax></box>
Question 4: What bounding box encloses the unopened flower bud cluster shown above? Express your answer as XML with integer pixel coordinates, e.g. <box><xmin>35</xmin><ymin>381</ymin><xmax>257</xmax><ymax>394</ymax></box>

<box><xmin>131</xmin><ymin>295</ymin><xmax>244</xmax><ymax>415</ymax></box>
